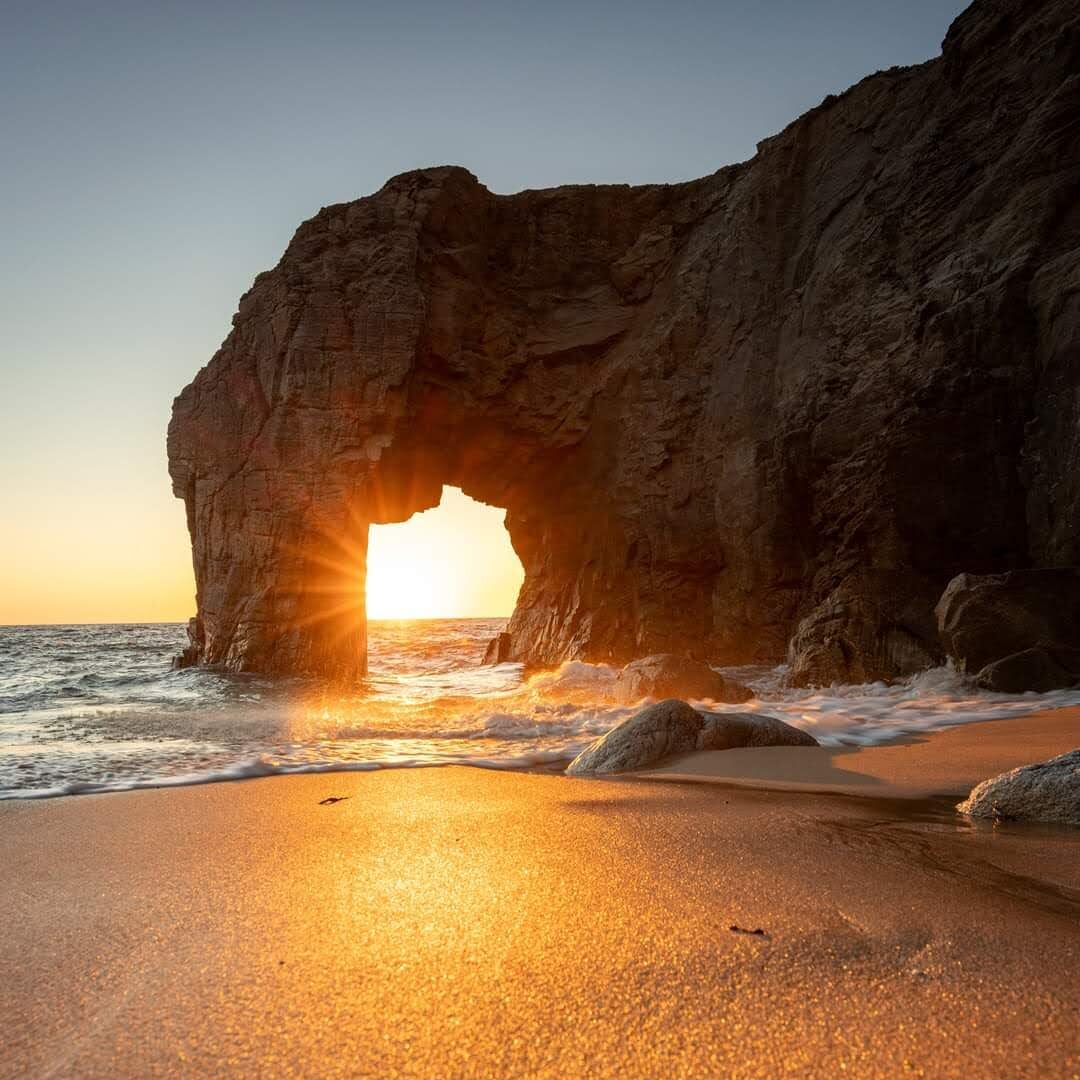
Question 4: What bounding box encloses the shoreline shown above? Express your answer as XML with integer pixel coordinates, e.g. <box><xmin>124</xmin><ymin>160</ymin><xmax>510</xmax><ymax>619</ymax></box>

<box><xmin>5</xmin><ymin>703</ymin><xmax>1078</xmax><ymax>805</ymax></box>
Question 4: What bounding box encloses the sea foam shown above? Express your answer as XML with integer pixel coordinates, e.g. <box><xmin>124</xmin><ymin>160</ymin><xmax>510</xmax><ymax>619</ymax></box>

<box><xmin>2</xmin><ymin>622</ymin><xmax>1078</xmax><ymax>798</ymax></box>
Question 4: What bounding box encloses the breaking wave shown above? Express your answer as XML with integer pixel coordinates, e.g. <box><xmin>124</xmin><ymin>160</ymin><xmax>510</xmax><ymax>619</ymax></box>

<box><xmin>2</xmin><ymin>621</ymin><xmax>1078</xmax><ymax>798</ymax></box>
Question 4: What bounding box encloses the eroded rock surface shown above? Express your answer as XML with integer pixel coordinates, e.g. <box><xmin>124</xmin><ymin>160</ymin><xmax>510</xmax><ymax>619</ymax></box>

<box><xmin>169</xmin><ymin>0</ymin><xmax>1080</xmax><ymax>681</ymax></box>
<box><xmin>958</xmin><ymin>750</ymin><xmax>1080</xmax><ymax>825</ymax></box>
<box><xmin>613</xmin><ymin>654</ymin><xmax>753</xmax><ymax>704</ymax></box>
<box><xmin>975</xmin><ymin>648</ymin><xmax>1079</xmax><ymax>694</ymax></box>
<box><xmin>566</xmin><ymin>700</ymin><xmax>817</xmax><ymax>775</ymax></box>
<box><xmin>482</xmin><ymin>633</ymin><xmax>513</xmax><ymax>666</ymax></box>
<box><xmin>697</xmin><ymin>712</ymin><xmax>819</xmax><ymax>754</ymax></box>
<box><xmin>937</xmin><ymin>570</ymin><xmax>1080</xmax><ymax>691</ymax></box>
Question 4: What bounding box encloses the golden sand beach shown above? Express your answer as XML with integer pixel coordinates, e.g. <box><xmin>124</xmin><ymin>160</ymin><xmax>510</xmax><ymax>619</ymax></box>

<box><xmin>2</xmin><ymin>710</ymin><xmax>1078</xmax><ymax>1079</ymax></box>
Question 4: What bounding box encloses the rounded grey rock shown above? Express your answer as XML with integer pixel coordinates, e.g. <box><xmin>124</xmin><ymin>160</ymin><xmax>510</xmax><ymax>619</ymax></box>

<box><xmin>567</xmin><ymin>699</ymin><xmax>817</xmax><ymax>775</ymax></box>
<box><xmin>957</xmin><ymin>750</ymin><xmax>1080</xmax><ymax>826</ymax></box>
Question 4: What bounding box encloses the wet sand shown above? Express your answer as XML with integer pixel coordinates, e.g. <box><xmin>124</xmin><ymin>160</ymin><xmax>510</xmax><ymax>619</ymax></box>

<box><xmin>640</xmin><ymin>705</ymin><xmax>1080</xmax><ymax>797</ymax></box>
<box><xmin>2</xmin><ymin>748</ymin><xmax>1079</xmax><ymax>1078</ymax></box>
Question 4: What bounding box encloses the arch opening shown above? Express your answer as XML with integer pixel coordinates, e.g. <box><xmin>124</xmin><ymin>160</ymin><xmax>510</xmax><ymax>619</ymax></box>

<box><xmin>365</xmin><ymin>486</ymin><xmax>524</xmax><ymax>623</ymax></box>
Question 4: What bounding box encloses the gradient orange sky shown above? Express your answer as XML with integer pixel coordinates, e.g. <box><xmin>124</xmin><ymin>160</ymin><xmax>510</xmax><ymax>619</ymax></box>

<box><xmin>1</xmin><ymin>1</ymin><xmax>961</xmax><ymax>624</ymax></box>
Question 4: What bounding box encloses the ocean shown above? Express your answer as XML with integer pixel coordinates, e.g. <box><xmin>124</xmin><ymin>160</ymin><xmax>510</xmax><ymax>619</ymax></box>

<box><xmin>2</xmin><ymin>618</ymin><xmax>1078</xmax><ymax>799</ymax></box>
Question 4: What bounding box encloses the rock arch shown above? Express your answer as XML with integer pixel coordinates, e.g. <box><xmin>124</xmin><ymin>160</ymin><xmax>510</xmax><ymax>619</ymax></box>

<box><xmin>168</xmin><ymin>0</ymin><xmax>1080</xmax><ymax>683</ymax></box>
<box><xmin>168</xmin><ymin>170</ymin><xmax>724</xmax><ymax>679</ymax></box>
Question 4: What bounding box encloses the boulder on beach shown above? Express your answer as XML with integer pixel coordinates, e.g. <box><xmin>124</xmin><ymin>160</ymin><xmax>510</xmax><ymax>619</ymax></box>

<box><xmin>697</xmin><ymin>711</ymin><xmax>819</xmax><ymax>752</ymax></box>
<box><xmin>566</xmin><ymin>699</ymin><xmax>817</xmax><ymax>775</ymax></box>
<box><xmin>957</xmin><ymin>750</ymin><xmax>1080</xmax><ymax>826</ymax></box>
<box><xmin>613</xmin><ymin>654</ymin><xmax>753</xmax><ymax>705</ymax></box>
<box><xmin>936</xmin><ymin>570</ymin><xmax>1080</xmax><ymax>692</ymax></box>
<box><xmin>974</xmin><ymin>648</ymin><xmax>1079</xmax><ymax>694</ymax></box>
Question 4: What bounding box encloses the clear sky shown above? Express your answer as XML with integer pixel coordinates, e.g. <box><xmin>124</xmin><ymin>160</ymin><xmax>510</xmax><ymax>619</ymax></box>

<box><xmin>1</xmin><ymin>0</ymin><xmax>965</xmax><ymax>623</ymax></box>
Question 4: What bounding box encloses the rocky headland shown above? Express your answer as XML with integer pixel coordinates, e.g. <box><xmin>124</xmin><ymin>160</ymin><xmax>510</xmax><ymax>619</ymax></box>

<box><xmin>168</xmin><ymin>0</ymin><xmax>1080</xmax><ymax>685</ymax></box>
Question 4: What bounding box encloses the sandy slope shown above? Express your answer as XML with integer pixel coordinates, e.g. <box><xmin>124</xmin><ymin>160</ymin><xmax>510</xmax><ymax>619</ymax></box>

<box><xmin>2</xmin><ymin>745</ymin><xmax>1079</xmax><ymax>1078</ymax></box>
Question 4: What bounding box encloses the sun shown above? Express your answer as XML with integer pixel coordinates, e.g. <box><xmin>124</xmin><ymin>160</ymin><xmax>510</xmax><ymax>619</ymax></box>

<box><xmin>364</xmin><ymin>487</ymin><xmax>524</xmax><ymax>619</ymax></box>
<box><xmin>365</xmin><ymin>559</ymin><xmax>453</xmax><ymax>621</ymax></box>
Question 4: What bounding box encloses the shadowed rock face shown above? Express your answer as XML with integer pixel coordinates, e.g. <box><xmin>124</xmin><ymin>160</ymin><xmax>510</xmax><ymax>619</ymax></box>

<box><xmin>612</xmin><ymin>655</ymin><xmax>753</xmax><ymax>705</ymax></box>
<box><xmin>168</xmin><ymin>0</ymin><xmax>1080</xmax><ymax>681</ymax></box>
<box><xmin>936</xmin><ymin>570</ymin><xmax>1080</xmax><ymax>690</ymax></box>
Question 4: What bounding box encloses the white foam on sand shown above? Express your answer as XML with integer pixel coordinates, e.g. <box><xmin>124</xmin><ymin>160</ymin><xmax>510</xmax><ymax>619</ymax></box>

<box><xmin>519</xmin><ymin>657</ymin><xmax>1080</xmax><ymax>747</ymax></box>
<box><xmin>712</xmin><ymin>662</ymin><xmax>1080</xmax><ymax>746</ymax></box>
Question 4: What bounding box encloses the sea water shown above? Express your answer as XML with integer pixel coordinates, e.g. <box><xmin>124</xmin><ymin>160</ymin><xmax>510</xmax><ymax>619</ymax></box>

<box><xmin>2</xmin><ymin>619</ymin><xmax>1078</xmax><ymax>798</ymax></box>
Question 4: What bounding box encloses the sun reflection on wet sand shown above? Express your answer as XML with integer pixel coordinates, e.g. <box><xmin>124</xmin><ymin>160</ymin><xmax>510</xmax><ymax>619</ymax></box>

<box><xmin>4</xmin><ymin>769</ymin><xmax>1079</xmax><ymax>1077</ymax></box>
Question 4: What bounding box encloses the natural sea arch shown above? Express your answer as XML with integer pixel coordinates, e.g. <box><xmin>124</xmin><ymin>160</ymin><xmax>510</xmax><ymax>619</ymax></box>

<box><xmin>168</xmin><ymin>168</ymin><xmax>743</xmax><ymax>682</ymax></box>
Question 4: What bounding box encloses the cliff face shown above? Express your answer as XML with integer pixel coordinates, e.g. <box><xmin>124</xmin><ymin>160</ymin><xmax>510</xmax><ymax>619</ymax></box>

<box><xmin>168</xmin><ymin>0</ymin><xmax>1080</xmax><ymax>683</ymax></box>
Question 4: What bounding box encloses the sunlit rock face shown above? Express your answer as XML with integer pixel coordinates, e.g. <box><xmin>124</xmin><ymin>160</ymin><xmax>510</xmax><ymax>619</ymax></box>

<box><xmin>168</xmin><ymin>0</ymin><xmax>1080</xmax><ymax>681</ymax></box>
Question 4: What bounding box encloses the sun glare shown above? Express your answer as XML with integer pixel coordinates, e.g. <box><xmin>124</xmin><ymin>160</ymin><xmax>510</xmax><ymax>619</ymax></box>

<box><xmin>364</xmin><ymin>487</ymin><xmax>524</xmax><ymax>619</ymax></box>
